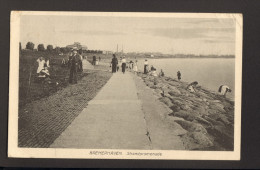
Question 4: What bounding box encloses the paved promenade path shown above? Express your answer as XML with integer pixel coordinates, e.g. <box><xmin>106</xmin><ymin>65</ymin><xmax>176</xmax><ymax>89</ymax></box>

<box><xmin>50</xmin><ymin>72</ymin><xmax>151</xmax><ymax>149</ymax></box>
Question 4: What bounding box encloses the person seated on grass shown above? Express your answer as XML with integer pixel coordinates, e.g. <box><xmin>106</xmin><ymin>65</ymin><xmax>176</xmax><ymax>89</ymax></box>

<box><xmin>38</xmin><ymin>66</ymin><xmax>50</xmax><ymax>78</ymax></box>
<box><xmin>187</xmin><ymin>81</ymin><xmax>198</xmax><ymax>93</ymax></box>
<box><xmin>218</xmin><ymin>85</ymin><xmax>232</xmax><ymax>97</ymax></box>
<box><xmin>61</xmin><ymin>57</ymin><xmax>67</xmax><ymax>67</ymax></box>
<box><xmin>44</xmin><ymin>57</ymin><xmax>50</xmax><ymax>68</ymax></box>
<box><xmin>36</xmin><ymin>57</ymin><xmax>45</xmax><ymax>74</ymax></box>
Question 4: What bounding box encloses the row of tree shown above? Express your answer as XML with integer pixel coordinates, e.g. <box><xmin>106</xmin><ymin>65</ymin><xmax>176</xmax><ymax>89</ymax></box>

<box><xmin>24</xmin><ymin>42</ymin><xmax>104</xmax><ymax>54</ymax></box>
<box><xmin>25</xmin><ymin>42</ymin><xmax>59</xmax><ymax>52</ymax></box>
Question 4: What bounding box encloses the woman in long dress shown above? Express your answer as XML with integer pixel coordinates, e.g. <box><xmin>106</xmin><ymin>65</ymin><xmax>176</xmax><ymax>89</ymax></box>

<box><xmin>133</xmin><ymin>60</ymin><xmax>138</xmax><ymax>74</ymax></box>
<box><xmin>111</xmin><ymin>54</ymin><xmax>118</xmax><ymax>73</ymax></box>
<box><xmin>121</xmin><ymin>56</ymin><xmax>126</xmax><ymax>74</ymax></box>
<box><xmin>144</xmin><ymin>59</ymin><xmax>149</xmax><ymax>74</ymax></box>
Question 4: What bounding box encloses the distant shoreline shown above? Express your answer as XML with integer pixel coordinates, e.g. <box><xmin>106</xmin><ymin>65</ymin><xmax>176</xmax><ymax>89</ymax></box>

<box><xmin>141</xmin><ymin>57</ymin><xmax>235</xmax><ymax>59</ymax></box>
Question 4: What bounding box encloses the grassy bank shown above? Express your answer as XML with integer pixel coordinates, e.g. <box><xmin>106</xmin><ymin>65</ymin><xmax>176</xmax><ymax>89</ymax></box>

<box><xmin>18</xmin><ymin>50</ymin><xmax>112</xmax><ymax>147</ymax></box>
<box><xmin>137</xmin><ymin>72</ymin><xmax>234</xmax><ymax>151</ymax></box>
<box><xmin>18</xmin><ymin>70</ymin><xmax>112</xmax><ymax>147</ymax></box>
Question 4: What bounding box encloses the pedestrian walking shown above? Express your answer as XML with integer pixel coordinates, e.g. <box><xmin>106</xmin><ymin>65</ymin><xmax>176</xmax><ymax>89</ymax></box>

<box><xmin>133</xmin><ymin>60</ymin><xmax>138</xmax><ymax>74</ymax></box>
<box><xmin>92</xmin><ymin>55</ymin><xmax>96</xmax><ymax>65</ymax></box>
<box><xmin>144</xmin><ymin>59</ymin><xmax>149</xmax><ymax>74</ymax></box>
<box><xmin>122</xmin><ymin>56</ymin><xmax>126</xmax><ymax>74</ymax></box>
<box><xmin>111</xmin><ymin>54</ymin><xmax>118</xmax><ymax>73</ymax></box>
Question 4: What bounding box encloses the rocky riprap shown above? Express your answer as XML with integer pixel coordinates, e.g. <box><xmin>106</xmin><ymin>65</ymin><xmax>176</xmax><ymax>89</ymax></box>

<box><xmin>137</xmin><ymin>73</ymin><xmax>234</xmax><ymax>151</ymax></box>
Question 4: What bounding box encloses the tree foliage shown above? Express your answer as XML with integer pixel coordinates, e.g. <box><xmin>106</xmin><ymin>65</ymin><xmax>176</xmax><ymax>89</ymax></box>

<box><xmin>55</xmin><ymin>47</ymin><xmax>61</xmax><ymax>53</ymax></box>
<box><xmin>37</xmin><ymin>44</ymin><xmax>45</xmax><ymax>51</ymax></box>
<box><xmin>47</xmin><ymin>45</ymin><xmax>53</xmax><ymax>51</ymax></box>
<box><xmin>26</xmin><ymin>42</ymin><xmax>34</xmax><ymax>50</ymax></box>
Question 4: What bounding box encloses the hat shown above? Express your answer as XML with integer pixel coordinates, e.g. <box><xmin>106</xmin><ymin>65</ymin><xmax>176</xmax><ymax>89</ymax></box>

<box><xmin>72</xmin><ymin>47</ymin><xmax>78</xmax><ymax>51</ymax></box>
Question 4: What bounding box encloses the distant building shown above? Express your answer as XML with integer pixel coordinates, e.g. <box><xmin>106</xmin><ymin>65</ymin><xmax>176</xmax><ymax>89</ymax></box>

<box><xmin>102</xmin><ymin>50</ymin><xmax>113</xmax><ymax>55</ymax></box>
<box><xmin>66</xmin><ymin>42</ymin><xmax>88</xmax><ymax>50</ymax></box>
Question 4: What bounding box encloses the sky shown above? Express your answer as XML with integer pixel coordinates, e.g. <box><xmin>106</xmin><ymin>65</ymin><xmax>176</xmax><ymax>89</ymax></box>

<box><xmin>20</xmin><ymin>14</ymin><xmax>236</xmax><ymax>55</ymax></box>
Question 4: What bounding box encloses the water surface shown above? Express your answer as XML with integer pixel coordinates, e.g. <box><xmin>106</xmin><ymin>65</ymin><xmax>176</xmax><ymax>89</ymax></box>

<box><xmin>136</xmin><ymin>58</ymin><xmax>235</xmax><ymax>99</ymax></box>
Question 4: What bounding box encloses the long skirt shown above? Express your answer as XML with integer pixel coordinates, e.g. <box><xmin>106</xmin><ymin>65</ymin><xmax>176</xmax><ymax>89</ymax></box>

<box><xmin>122</xmin><ymin>63</ymin><xmax>126</xmax><ymax>73</ymax></box>
<box><xmin>69</xmin><ymin>67</ymin><xmax>78</xmax><ymax>84</ymax></box>
<box><xmin>144</xmin><ymin>65</ymin><xmax>148</xmax><ymax>74</ymax></box>
<box><xmin>112</xmin><ymin>63</ymin><xmax>117</xmax><ymax>73</ymax></box>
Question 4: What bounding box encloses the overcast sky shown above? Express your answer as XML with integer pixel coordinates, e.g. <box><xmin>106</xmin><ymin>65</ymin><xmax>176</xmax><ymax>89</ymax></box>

<box><xmin>20</xmin><ymin>15</ymin><xmax>236</xmax><ymax>55</ymax></box>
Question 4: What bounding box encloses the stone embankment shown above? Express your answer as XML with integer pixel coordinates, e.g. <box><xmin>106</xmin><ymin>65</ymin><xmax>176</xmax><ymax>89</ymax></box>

<box><xmin>137</xmin><ymin>73</ymin><xmax>234</xmax><ymax>150</ymax></box>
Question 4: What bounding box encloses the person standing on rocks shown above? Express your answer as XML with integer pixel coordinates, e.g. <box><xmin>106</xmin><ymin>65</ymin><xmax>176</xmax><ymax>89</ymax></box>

<box><xmin>218</xmin><ymin>85</ymin><xmax>232</xmax><ymax>97</ymax></box>
<box><xmin>177</xmin><ymin>71</ymin><xmax>181</xmax><ymax>81</ymax></box>
<box><xmin>121</xmin><ymin>56</ymin><xmax>127</xmax><ymax>74</ymax></box>
<box><xmin>187</xmin><ymin>81</ymin><xmax>198</xmax><ymax>92</ymax></box>
<box><xmin>159</xmin><ymin>69</ymin><xmax>165</xmax><ymax>77</ymax></box>
<box><xmin>69</xmin><ymin>48</ymin><xmax>80</xmax><ymax>84</ymax></box>
<box><xmin>111</xmin><ymin>54</ymin><xmax>118</xmax><ymax>73</ymax></box>
<box><xmin>144</xmin><ymin>59</ymin><xmax>149</xmax><ymax>74</ymax></box>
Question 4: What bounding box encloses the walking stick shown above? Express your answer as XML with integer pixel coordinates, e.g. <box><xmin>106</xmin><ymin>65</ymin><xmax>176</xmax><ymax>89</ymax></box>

<box><xmin>26</xmin><ymin>65</ymin><xmax>32</xmax><ymax>101</ymax></box>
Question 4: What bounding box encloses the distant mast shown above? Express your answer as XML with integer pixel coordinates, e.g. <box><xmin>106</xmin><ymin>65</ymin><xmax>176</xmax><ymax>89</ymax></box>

<box><xmin>117</xmin><ymin>44</ymin><xmax>118</xmax><ymax>53</ymax></box>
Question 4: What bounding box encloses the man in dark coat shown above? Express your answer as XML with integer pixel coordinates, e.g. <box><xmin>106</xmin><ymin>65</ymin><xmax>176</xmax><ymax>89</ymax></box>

<box><xmin>92</xmin><ymin>55</ymin><xmax>96</xmax><ymax>65</ymax></box>
<box><xmin>69</xmin><ymin>49</ymin><xmax>80</xmax><ymax>84</ymax></box>
<box><xmin>111</xmin><ymin>54</ymin><xmax>118</xmax><ymax>73</ymax></box>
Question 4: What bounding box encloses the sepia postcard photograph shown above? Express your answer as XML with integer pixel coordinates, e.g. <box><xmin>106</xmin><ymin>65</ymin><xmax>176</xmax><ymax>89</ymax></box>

<box><xmin>8</xmin><ymin>11</ymin><xmax>242</xmax><ymax>160</ymax></box>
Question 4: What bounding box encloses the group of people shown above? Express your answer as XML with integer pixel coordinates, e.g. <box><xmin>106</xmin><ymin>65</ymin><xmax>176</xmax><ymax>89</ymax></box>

<box><xmin>143</xmin><ymin>59</ymin><xmax>165</xmax><ymax>77</ymax></box>
<box><xmin>110</xmin><ymin>54</ymin><xmax>138</xmax><ymax>74</ymax></box>
<box><xmin>143</xmin><ymin>58</ymin><xmax>231</xmax><ymax>97</ymax></box>
<box><xmin>186</xmin><ymin>81</ymin><xmax>231</xmax><ymax>97</ymax></box>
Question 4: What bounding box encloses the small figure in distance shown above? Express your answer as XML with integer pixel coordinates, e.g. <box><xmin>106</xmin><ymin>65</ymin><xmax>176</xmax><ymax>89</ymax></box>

<box><xmin>69</xmin><ymin>48</ymin><xmax>80</xmax><ymax>84</ymax></box>
<box><xmin>150</xmin><ymin>65</ymin><xmax>156</xmax><ymax>71</ymax></box>
<box><xmin>121</xmin><ymin>56</ymin><xmax>127</xmax><ymax>74</ymax></box>
<box><xmin>133</xmin><ymin>60</ymin><xmax>138</xmax><ymax>74</ymax></box>
<box><xmin>177</xmin><ymin>71</ymin><xmax>181</xmax><ymax>81</ymax></box>
<box><xmin>218</xmin><ymin>85</ymin><xmax>232</xmax><ymax>97</ymax></box>
<box><xmin>159</xmin><ymin>69</ymin><xmax>165</xmax><ymax>77</ymax></box>
<box><xmin>187</xmin><ymin>81</ymin><xmax>198</xmax><ymax>93</ymax></box>
<box><xmin>144</xmin><ymin>59</ymin><xmax>149</xmax><ymax>74</ymax></box>
<box><xmin>92</xmin><ymin>55</ymin><xmax>96</xmax><ymax>65</ymax></box>
<box><xmin>111</xmin><ymin>54</ymin><xmax>118</xmax><ymax>73</ymax></box>
<box><xmin>149</xmin><ymin>65</ymin><xmax>158</xmax><ymax>76</ymax></box>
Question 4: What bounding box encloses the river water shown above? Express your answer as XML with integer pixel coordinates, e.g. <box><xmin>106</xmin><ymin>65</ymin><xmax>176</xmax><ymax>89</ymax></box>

<box><xmin>135</xmin><ymin>58</ymin><xmax>235</xmax><ymax>99</ymax></box>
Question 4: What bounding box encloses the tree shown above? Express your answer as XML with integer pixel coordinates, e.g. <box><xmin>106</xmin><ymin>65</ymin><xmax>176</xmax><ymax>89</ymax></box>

<box><xmin>47</xmin><ymin>45</ymin><xmax>53</xmax><ymax>51</ymax></box>
<box><xmin>55</xmin><ymin>47</ymin><xmax>61</xmax><ymax>53</ymax></box>
<box><xmin>60</xmin><ymin>47</ymin><xmax>70</xmax><ymax>54</ymax></box>
<box><xmin>37</xmin><ymin>44</ymin><xmax>45</xmax><ymax>51</ymax></box>
<box><xmin>19</xmin><ymin>42</ymin><xmax>22</xmax><ymax>52</ymax></box>
<box><xmin>26</xmin><ymin>42</ymin><xmax>34</xmax><ymax>50</ymax></box>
